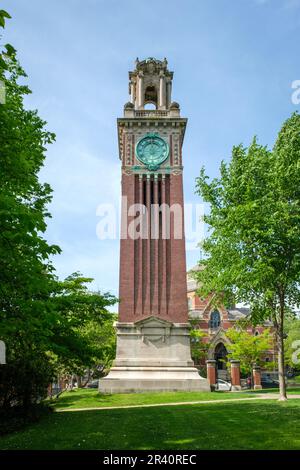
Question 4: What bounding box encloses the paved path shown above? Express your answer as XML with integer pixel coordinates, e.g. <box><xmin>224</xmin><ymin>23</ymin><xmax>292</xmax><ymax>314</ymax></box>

<box><xmin>55</xmin><ymin>394</ymin><xmax>300</xmax><ymax>413</ymax></box>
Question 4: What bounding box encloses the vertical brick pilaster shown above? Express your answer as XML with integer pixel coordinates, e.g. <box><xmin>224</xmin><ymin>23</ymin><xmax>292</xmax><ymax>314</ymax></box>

<box><xmin>230</xmin><ymin>360</ymin><xmax>242</xmax><ymax>391</ymax></box>
<box><xmin>168</xmin><ymin>173</ymin><xmax>188</xmax><ymax>323</ymax></box>
<box><xmin>151</xmin><ymin>177</ymin><xmax>159</xmax><ymax>315</ymax></box>
<box><xmin>206</xmin><ymin>360</ymin><xmax>217</xmax><ymax>391</ymax></box>
<box><xmin>119</xmin><ymin>173</ymin><xmax>135</xmax><ymax>322</ymax></box>
<box><xmin>159</xmin><ymin>176</ymin><xmax>167</xmax><ymax>317</ymax></box>
<box><xmin>135</xmin><ymin>175</ymin><xmax>144</xmax><ymax>316</ymax></box>
<box><xmin>144</xmin><ymin>176</ymin><xmax>151</xmax><ymax>316</ymax></box>
<box><xmin>253</xmin><ymin>364</ymin><xmax>262</xmax><ymax>390</ymax></box>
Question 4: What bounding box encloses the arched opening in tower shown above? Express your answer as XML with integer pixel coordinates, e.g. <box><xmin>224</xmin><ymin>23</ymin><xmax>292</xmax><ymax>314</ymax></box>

<box><xmin>144</xmin><ymin>85</ymin><xmax>157</xmax><ymax>108</ymax></box>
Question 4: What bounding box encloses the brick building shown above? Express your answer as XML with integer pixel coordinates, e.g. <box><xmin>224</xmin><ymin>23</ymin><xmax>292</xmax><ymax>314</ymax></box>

<box><xmin>187</xmin><ymin>267</ymin><xmax>275</xmax><ymax>378</ymax></box>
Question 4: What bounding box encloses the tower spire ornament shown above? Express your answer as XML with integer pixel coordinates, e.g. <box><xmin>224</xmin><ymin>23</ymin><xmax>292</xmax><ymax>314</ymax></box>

<box><xmin>99</xmin><ymin>58</ymin><xmax>209</xmax><ymax>393</ymax></box>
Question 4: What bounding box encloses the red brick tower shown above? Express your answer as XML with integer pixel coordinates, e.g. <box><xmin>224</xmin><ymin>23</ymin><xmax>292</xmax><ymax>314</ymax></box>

<box><xmin>99</xmin><ymin>58</ymin><xmax>209</xmax><ymax>393</ymax></box>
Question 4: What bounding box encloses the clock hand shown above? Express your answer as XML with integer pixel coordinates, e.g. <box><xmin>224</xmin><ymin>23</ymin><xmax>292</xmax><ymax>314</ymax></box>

<box><xmin>150</xmin><ymin>140</ymin><xmax>154</xmax><ymax>156</ymax></box>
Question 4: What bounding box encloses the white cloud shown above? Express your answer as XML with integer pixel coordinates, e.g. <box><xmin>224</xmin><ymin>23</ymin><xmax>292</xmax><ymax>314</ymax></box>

<box><xmin>39</xmin><ymin>143</ymin><xmax>121</xmax><ymax>298</ymax></box>
<box><xmin>41</xmin><ymin>144</ymin><xmax>120</xmax><ymax>216</ymax></box>
<box><xmin>51</xmin><ymin>239</ymin><xmax>119</xmax><ymax>295</ymax></box>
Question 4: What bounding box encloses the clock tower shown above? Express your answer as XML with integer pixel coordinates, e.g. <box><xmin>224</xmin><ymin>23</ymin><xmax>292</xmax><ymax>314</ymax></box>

<box><xmin>99</xmin><ymin>58</ymin><xmax>209</xmax><ymax>393</ymax></box>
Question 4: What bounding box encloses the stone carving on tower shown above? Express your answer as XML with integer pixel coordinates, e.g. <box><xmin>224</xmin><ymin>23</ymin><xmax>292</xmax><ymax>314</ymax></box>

<box><xmin>99</xmin><ymin>58</ymin><xmax>209</xmax><ymax>393</ymax></box>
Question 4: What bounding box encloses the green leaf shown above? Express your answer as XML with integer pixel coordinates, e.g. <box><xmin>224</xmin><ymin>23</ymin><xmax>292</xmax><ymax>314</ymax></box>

<box><xmin>0</xmin><ymin>9</ymin><xmax>11</xmax><ymax>28</ymax></box>
<box><xmin>5</xmin><ymin>43</ymin><xmax>16</xmax><ymax>56</ymax></box>
<box><xmin>0</xmin><ymin>10</ymin><xmax>11</xmax><ymax>19</ymax></box>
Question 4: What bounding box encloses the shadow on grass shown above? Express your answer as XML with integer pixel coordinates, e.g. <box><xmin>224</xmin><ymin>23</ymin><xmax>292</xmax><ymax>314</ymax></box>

<box><xmin>50</xmin><ymin>389</ymin><xmax>113</xmax><ymax>409</ymax></box>
<box><xmin>52</xmin><ymin>389</ymin><xmax>244</xmax><ymax>410</ymax></box>
<box><xmin>1</xmin><ymin>400</ymin><xmax>300</xmax><ymax>450</ymax></box>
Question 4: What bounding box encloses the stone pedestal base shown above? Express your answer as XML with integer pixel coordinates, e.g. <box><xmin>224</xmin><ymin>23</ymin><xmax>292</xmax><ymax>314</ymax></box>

<box><xmin>231</xmin><ymin>385</ymin><xmax>242</xmax><ymax>391</ymax></box>
<box><xmin>99</xmin><ymin>317</ymin><xmax>209</xmax><ymax>394</ymax></box>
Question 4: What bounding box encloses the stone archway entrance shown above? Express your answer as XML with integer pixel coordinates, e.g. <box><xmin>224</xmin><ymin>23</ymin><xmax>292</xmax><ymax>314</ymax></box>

<box><xmin>207</xmin><ymin>331</ymin><xmax>231</xmax><ymax>381</ymax></box>
<box><xmin>214</xmin><ymin>342</ymin><xmax>228</xmax><ymax>371</ymax></box>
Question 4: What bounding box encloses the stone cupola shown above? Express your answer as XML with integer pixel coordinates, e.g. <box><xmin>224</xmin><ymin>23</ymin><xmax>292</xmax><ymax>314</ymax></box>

<box><xmin>127</xmin><ymin>57</ymin><xmax>176</xmax><ymax>112</ymax></box>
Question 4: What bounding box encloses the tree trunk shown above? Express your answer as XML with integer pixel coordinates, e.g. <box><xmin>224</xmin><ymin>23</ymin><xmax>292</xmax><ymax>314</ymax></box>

<box><xmin>81</xmin><ymin>368</ymin><xmax>91</xmax><ymax>388</ymax></box>
<box><xmin>76</xmin><ymin>375</ymin><xmax>82</xmax><ymax>388</ymax></box>
<box><xmin>69</xmin><ymin>374</ymin><xmax>74</xmax><ymax>391</ymax></box>
<box><xmin>276</xmin><ymin>303</ymin><xmax>287</xmax><ymax>401</ymax></box>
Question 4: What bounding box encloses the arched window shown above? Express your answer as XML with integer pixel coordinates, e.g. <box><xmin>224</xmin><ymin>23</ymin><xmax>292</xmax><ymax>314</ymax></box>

<box><xmin>209</xmin><ymin>310</ymin><xmax>221</xmax><ymax>329</ymax></box>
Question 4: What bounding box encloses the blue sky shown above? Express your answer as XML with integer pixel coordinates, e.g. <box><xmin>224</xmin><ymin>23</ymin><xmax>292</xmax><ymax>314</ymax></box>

<box><xmin>2</xmin><ymin>0</ymin><xmax>300</xmax><ymax>298</ymax></box>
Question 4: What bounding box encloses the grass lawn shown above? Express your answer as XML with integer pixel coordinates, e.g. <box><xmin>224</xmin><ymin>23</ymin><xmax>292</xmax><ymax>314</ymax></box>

<box><xmin>250</xmin><ymin>386</ymin><xmax>300</xmax><ymax>394</ymax></box>
<box><xmin>288</xmin><ymin>376</ymin><xmax>300</xmax><ymax>384</ymax></box>
<box><xmin>1</xmin><ymin>399</ymin><xmax>300</xmax><ymax>450</ymax></box>
<box><xmin>52</xmin><ymin>388</ymin><xmax>255</xmax><ymax>410</ymax></box>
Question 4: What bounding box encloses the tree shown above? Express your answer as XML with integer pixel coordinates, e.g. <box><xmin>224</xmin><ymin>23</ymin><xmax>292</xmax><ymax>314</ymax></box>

<box><xmin>195</xmin><ymin>114</ymin><xmax>300</xmax><ymax>400</ymax></box>
<box><xmin>0</xmin><ymin>9</ymin><xmax>61</xmax><ymax>412</ymax></box>
<box><xmin>0</xmin><ymin>12</ymin><xmax>117</xmax><ymax>421</ymax></box>
<box><xmin>284</xmin><ymin>316</ymin><xmax>300</xmax><ymax>375</ymax></box>
<box><xmin>49</xmin><ymin>273</ymin><xmax>117</xmax><ymax>388</ymax></box>
<box><xmin>225</xmin><ymin>327</ymin><xmax>274</xmax><ymax>377</ymax></box>
<box><xmin>189</xmin><ymin>316</ymin><xmax>209</xmax><ymax>368</ymax></box>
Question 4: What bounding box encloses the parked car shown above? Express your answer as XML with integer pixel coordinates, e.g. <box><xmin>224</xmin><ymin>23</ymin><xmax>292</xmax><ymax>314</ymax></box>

<box><xmin>86</xmin><ymin>379</ymin><xmax>99</xmax><ymax>388</ymax></box>
<box><xmin>261</xmin><ymin>377</ymin><xmax>279</xmax><ymax>389</ymax></box>
<box><xmin>216</xmin><ymin>379</ymin><xmax>232</xmax><ymax>391</ymax></box>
